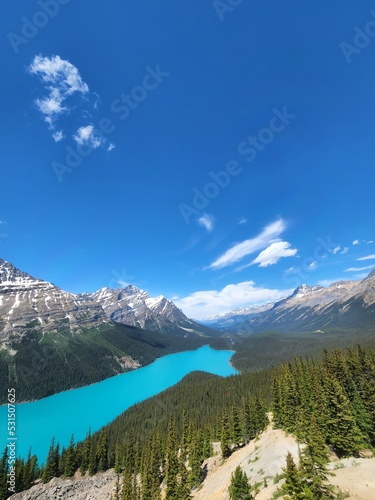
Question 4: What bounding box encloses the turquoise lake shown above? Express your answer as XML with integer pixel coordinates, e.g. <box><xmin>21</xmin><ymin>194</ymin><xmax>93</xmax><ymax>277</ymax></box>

<box><xmin>0</xmin><ymin>346</ymin><xmax>237</xmax><ymax>464</ymax></box>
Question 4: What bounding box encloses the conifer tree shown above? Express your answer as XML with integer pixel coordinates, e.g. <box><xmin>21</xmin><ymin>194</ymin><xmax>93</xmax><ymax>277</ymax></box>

<box><xmin>63</xmin><ymin>435</ymin><xmax>76</xmax><ymax>477</ymax></box>
<box><xmin>97</xmin><ymin>429</ymin><xmax>109</xmax><ymax>472</ymax></box>
<box><xmin>21</xmin><ymin>450</ymin><xmax>38</xmax><ymax>491</ymax></box>
<box><xmin>121</xmin><ymin>469</ymin><xmax>135</xmax><ymax>500</ymax></box>
<box><xmin>0</xmin><ymin>447</ymin><xmax>8</xmax><ymax>500</ymax></box>
<box><xmin>298</xmin><ymin>416</ymin><xmax>334</xmax><ymax>499</ymax></box>
<box><xmin>231</xmin><ymin>403</ymin><xmax>242</xmax><ymax>448</ymax></box>
<box><xmin>42</xmin><ymin>438</ymin><xmax>60</xmax><ymax>483</ymax></box>
<box><xmin>228</xmin><ymin>466</ymin><xmax>252</xmax><ymax>499</ymax></box>
<box><xmin>221</xmin><ymin>409</ymin><xmax>231</xmax><ymax>459</ymax></box>
<box><xmin>326</xmin><ymin>378</ymin><xmax>364</xmax><ymax>456</ymax></box>
<box><xmin>188</xmin><ymin>429</ymin><xmax>204</xmax><ymax>488</ymax></box>
<box><xmin>80</xmin><ymin>430</ymin><xmax>91</xmax><ymax>475</ymax></box>
<box><xmin>165</xmin><ymin>418</ymin><xmax>179</xmax><ymax>499</ymax></box>
<box><xmin>280</xmin><ymin>451</ymin><xmax>303</xmax><ymax>499</ymax></box>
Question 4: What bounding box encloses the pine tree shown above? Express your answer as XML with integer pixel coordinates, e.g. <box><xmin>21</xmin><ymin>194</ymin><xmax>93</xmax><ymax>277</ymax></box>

<box><xmin>42</xmin><ymin>438</ymin><xmax>60</xmax><ymax>483</ymax></box>
<box><xmin>280</xmin><ymin>451</ymin><xmax>303</xmax><ymax>499</ymax></box>
<box><xmin>326</xmin><ymin>378</ymin><xmax>364</xmax><ymax>456</ymax></box>
<box><xmin>221</xmin><ymin>410</ymin><xmax>231</xmax><ymax>459</ymax></box>
<box><xmin>121</xmin><ymin>469</ymin><xmax>135</xmax><ymax>500</ymax></box>
<box><xmin>299</xmin><ymin>416</ymin><xmax>334</xmax><ymax>499</ymax></box>
<box><xmin>21</xmin><ymin>450</ymin><xmax>38</xmax><ymax>491</ymax></box>
<box><xmin>63</xmin><ymin>435</ymin><xmax>76</xmax><ymax>477</ymax></box>
<box><xmin>165</xmin><ymin>418</ymin><xmax>179</xmax><ymax>499</ymax></box>
<box><xmin>231</xmin><ymin>403</ymin><xmax>242</xmax><ymax>448</ymax></box>
<box><xmin>0</xmin><ymin>447</ymin><xmax>8</xmax><ymax>500</ymax></box>
<box><xmin>228</xmin><ymin>466</ymin><xmax>252</xmax><ymax>500</ymax></box>
<box><xmin>97</xmin><ymin>429</ymin><xmax>109</xmax><ymax>472</ymax></box>
<box><xmin>80</xmin><ymin>430</ymin><xmax>92</xmax><ymax>475</ymax></box>
<box><xmin>188</xmin><ymin>429</ymin><xmax>204</xmax><ymax>488</ymax></box>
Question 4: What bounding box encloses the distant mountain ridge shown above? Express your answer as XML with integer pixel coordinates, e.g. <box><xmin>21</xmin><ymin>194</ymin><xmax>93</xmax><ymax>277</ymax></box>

<box><xmin>207</xmin><ymin>271</ymin><xmax>375</xmax><ymax>333</ymax></box>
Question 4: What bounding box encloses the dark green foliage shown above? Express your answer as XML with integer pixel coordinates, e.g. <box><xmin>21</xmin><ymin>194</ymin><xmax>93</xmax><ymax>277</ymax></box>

<box><xmin>221</xmin><ymin>409</ymin><xmax>232</xmax><ymax>459</ymax></box>
<box><xmin>231</xmin><ymin>403</ymin><xmax>243</xmax><ymax>448</ymax></box>
<box><xmin>228</xmin><ymin>466</ymin><xmax>253</xmax><ymax>499</ymax></box>
<box><xmin>42</xmin><ymin>438</ymin><xmax>60</xmax><ymax>483</ymax></box>
<box><xmin>272</xmin><ymin>345</ymin><xmax>375</xmax><ymax>456</ymax></box>
<box><xmin>280</xmin><ymin>452</ymin><xmax>303</xmax><ymax>499</ymax></box>
<box><xmin>63</xmin><ymin>436</ymin><xmax>76</xmax><ymax>477</ymax></box>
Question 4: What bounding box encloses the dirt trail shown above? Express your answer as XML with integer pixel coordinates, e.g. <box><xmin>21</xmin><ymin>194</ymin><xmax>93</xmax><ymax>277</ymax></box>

<box><xmin>191</xmin><ymin>423</ymin><xmax>375</xmax><ymax>500</ymax></box>
<box><xmin>192</xmin><ymin>424</ymin><xmax>299</xmax><ymax>500</ymax></box>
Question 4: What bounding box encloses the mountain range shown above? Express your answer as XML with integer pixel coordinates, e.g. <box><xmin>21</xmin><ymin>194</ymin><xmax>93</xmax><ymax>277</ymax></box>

<box><xmin>0</xmin><ymin>258</ymin><xmax>211</xmax><ymax>345</ymax></box>
<box><xmin>207</xmin><ymin>270</ymin><xmax>375</xmax><ymax>333</ymax></box>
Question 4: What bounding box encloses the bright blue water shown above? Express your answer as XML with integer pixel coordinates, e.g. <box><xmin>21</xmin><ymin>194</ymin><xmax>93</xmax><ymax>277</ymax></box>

<box><xmin>0</xmin><ymin>346</ymin><xmax>237</xmax><ymax>464</ymax></box>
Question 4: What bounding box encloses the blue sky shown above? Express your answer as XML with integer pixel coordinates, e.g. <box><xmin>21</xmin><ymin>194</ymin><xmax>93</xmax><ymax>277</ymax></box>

<box><xmin>1</xmin><ymin>0</ymin><xmax>374</xmax><ymax>319</ymax></box>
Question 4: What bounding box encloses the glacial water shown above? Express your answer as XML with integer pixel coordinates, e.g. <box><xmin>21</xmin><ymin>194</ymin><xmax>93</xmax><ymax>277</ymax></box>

<box><xmin>0</xmin><ymin>346</ymin><xmax>237</xmax><ymax>464</ymax></box>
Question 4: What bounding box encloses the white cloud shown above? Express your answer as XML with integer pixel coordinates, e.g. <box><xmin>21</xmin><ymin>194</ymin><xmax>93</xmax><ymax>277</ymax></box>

<box><xmin>52</xmin><ymin>130</ymin><xmax>64</xmax><ymax>142</ymax></box>
<box><xmin>357</xmin><ymin>254</ymin><xmax>375</xmax><ymax>261</ymax></box>
<box><xmin>107</xmin><ymin>143</ymin><xmax>116</xmax><ymax>152</ymax></box>
<box><xmin>341</xmin><ymin>247</ymin><xmax>349</xmax><ymax>254</ymax></box>
<box><xmin>367</xmin><ymin>240</ymin><xmax>374</xmax><ymax>244</ymax></box>
<box><xmin>308</xmin><ymin>261</ymin><xmax>318</xmax><ymax>270</ymax></box>
<box><xmin>251</xmin><ymin>241</ymin><xmax>297</xmax><ymax>267</ymax></box>
<box><xmin>331</xmin><ymin>246</ymin><xmax>341</xmax><ymax>254</ymax></box>
<box><xmin>238</xmin><ymin>218</ymin><xmax>248</xmax><ymax>225</ymax></box>
<box><xmin>352</xmin><ymin>239</ymin><xmax>360</xmax><ymax>245</ymax></box>
<box><xmin>174</xmin><ymin>281</ymin><xmax>292</xmax><ymax>320</ymax></box>
<box><xmin>198</xmin><ymin>213</ymin><xmax>215</xmax><ymax>232</ymax></box>
<box><xmin>208</xmin><ymin>219</ymin><xmax>287</xmax><ymax>270</ymax></box>
<box><xmin>29</xmin><ymin>54</ymin><xmax>89</xmax><ymax>129</ymax></box>
<box><xmin>73</xmin><ymin>125</ymin><xmax>103</xmax><ymax>149</ymax></box>
<box><xmin>345</xmin><ymin>265</ymin><xmax>374</xmax><ymax>272</ymax></box>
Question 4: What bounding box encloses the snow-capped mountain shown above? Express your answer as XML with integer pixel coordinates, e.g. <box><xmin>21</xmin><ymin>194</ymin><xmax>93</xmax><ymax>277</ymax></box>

<box><xmin>208</xmin><ymin>272</ymin><xmax>375</xmax><ymax>333</ymax></box>
<box><xmin>0</xmin><ymin>258</ymin><xmax>216</xmax><ymax>344</ymax></box>
<box><xmin>87</xmin><ymin>285</ymin><xmax>212</xmax><ymax>337</ymax></box>
<box><xmin>0</xmin><ymin>258</ymin><xmax>109</xmax><ymax>342</ymax></box>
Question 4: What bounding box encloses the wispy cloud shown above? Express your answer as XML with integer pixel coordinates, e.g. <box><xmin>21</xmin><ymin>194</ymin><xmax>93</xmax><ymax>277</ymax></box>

<box><xmin>174</xmin><ymin>281</ymin><xmax>292</xmax><ymax>320</ymax></box>
<box><xmin>345</xmin><ymin>265</ymin><xmax>374</xmax><ymax>272</ymax></box>
<box><xmin>238</xmin><ymin>217</ymin><xmax>247</xmax><ymax>225</ymax></box>
<box><xmin>29</xmin><ymin>54</ymin><xmax>89</xmax><ymax>131</ymax></box>
<box><xmin>331</xmin><ymin>245</ymin><xmax>341</xmax><ymax>254</ymax></box>
<box><xmin>352</xmin><ymin>239</ymin><xmax>360</xmax><ymax>245</ymax></box>
<box><xmin>341</xmin><ymin>247</ymin><xmax>349</xmax><ymax>254</ymax></box>
<box><xmin>198</xmin><ymin>213</ymin><xmax>215</xmax><ymax>232</ymax></box>
<box><xmin>357</xmin><ymin>254</ymin><xmax>375</xmax><ymax>261</ymax></box>
<box><xmin>208</xmin><ymin>218</ymin><xmax>287</xmax><ymax>270</ymax></box>
<box><xmin>251</xmin><ymin>241</ymin><xmax>297</xmax><ymax>268</ymax></box>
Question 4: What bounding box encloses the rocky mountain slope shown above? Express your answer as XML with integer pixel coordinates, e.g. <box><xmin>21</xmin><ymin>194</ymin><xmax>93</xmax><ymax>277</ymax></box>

<box><xmin>87</xmin><ymin>285</ymin><xmax>212</xmax><ymax>337</ymax></box>
<box><xmin>208</xmin><ymin>270</ymin><xmax>375</xmax><ymax>333</ymax></box>
<box><xmin>0</xmin><ymin>258</ymin><xmax>109</xmax><ymax>344</ymax></box>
